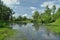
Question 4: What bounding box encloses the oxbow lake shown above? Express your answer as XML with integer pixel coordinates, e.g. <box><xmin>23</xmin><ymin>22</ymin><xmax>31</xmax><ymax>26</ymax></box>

<box><xmin>6</xmin><ymin>23</ymin><xmax>60</xmax><ymax>40</ymax></box>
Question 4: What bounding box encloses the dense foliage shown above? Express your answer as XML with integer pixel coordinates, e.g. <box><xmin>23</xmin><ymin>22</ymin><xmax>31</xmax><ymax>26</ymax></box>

<box><xmin>0</xmin><ymin>0</ymin><xmax>14</xmax><ymax>21</ymax></box>
<box><xmin>0</xmin><ymin>1</ymin><xmax>15</xmax><ymax>40</ymax></box>
<box><xmin>32</xmin><ymin>5</ymin><xmax>60</xmax><ymax>24</ymax></box>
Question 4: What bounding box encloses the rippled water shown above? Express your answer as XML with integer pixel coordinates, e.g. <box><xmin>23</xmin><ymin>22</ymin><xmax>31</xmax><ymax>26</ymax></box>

<box><xmin>6</xmin><ymin>23</ymin><xmax>60</xmax><ymax>40</ymax></box>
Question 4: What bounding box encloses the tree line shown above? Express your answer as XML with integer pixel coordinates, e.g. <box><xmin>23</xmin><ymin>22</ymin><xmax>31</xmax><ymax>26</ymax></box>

<box><xmin>0</xmin><ymin>0</ymin><xmax>60</xmax><ymax>24</ymax></box>
<box><xmin>13</xmin><ymin>5</ymin><xmax>60</xmax><ymax>24</ymax></box>
<box><xmin>32</xmin><ymin>5</ymin><xmax>60</xmax><ymax>24</ymax></box>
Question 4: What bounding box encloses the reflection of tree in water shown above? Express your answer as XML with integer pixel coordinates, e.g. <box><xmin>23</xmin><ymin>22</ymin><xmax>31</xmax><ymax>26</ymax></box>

<box><xmin>16</xmin><ymin>22</ymin><xmax>27</xmax><ymax>27</ymax></box>
<box><xmin>32</xmin><ymin>22</ymin><xmax>41</xmax><ymax>31</ymax></box>
<box><xmin>46</xmin><ymin>28</ymin><xmax>51</xmax><ymax>37</ymax></box>
<box><xmin>46</xmin><ymin>28</ymin><xmax>60</xmax><ymax>37</ymax></box>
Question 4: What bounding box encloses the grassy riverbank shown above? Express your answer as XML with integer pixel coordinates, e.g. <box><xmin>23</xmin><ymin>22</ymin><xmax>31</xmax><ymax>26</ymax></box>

<box><xmin>46</xmin><ymin>18</ymin><xmax>60</xmax><ymax>33</ymax></box>
<box><xmin>0</xmin><ymin>28</ymin><xmax>15</xmax><ymax>40</ymax></box>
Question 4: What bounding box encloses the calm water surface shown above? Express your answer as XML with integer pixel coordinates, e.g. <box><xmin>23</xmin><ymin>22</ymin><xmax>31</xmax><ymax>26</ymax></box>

<box><xmin>6</xmin><ymin>23</ymin><xmax>60</xmax><ymax>40</ymax></box>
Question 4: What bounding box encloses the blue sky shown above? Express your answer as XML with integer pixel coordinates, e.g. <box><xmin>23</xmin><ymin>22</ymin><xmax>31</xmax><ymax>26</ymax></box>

<box><xmin>1</xmin><ymin>0</ymin><xmax>60</xmax><ymax>18</ymax></box>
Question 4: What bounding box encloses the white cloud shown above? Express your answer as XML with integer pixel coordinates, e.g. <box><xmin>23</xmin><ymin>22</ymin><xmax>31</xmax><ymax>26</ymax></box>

<box><xmin>22</xmin><ymin>13</ymin><xmax>31</xmax><ymax>18</ymax></box>
<box><xmin>1</xmin><ymin>0</ymin><xmax>20</xmax><ymax>6</ymax></box>
<box><xmin>38</xmin><ymin>9</ymin><xmax>45</xmax><ymax>13</ymax></box>
<box><xmin>30</xmin><ymin>6</ymin><xmax>37</xmax><ymax>10</ymax></box>
<box><xmin>30</xmin><ymin>6</ymin><xmax>38</xmax><ymax>14</ymax></box>
<box><xmin>13</xmin><ymin>13</ymin><xmax>20</xmax><ymax>18</ymax></box>
<box><xmin>40</xmin><ymin>1</ymin><xmax>55</xmax><ymax>9</ymax></box>
<box><xmin>32</xmin><ymin>10</ymin><xmax>36</xmax><ymax>13</ymax></box>
<box><xmin>32</xmin><ymin>9</ymin><xmax>45</xmax><ymax>14</ymax></box>
<box><xmin>22</xmin><ymin>13</ymin><xmax>28</xmax><ymax>17</ymax></box>
<box><xmin>40</xmin><ymin>0</ymin><xmax>60</xmax><ymax>10</ymax></box>
<box><xmin>13</xmin><ymin>13</ymin><xmax>31</xmax><ymax>18</ymax></box>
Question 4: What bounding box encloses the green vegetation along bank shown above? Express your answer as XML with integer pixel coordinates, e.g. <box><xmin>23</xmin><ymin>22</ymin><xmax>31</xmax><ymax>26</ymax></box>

<box><xmin>46</xmin><ymin>18</ymin><xmax>60</xmax><ymax>34</ymax></box>
<box><xmin>0</xmin><ymin>28</ymin><xmax>15</xmax><ymax>40</ymax></box>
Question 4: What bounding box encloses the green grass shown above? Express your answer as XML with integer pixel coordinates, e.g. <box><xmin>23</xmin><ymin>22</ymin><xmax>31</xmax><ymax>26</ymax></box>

<box><xmin>0</xmin><ymin>28</ymin><xmax>15</xmax><ymax>40</ymax></box>
<box><xmin>46</xmin><ymin>25</ymin><xmax>60</xmax><ymax>33</ymax></box>
<box><xmin>51</xmin><ymin>18</ymin><xmax>60</xmax><ymax>25</ymax></box>
<box><xmin>46</xmin><ymin>18</ymin><xmax>60</xmax><ymax>33</ymax></box>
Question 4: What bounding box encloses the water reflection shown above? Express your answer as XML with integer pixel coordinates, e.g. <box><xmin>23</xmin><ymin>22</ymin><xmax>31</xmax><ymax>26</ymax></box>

<box><xmin>17</xmin><ymin>22</ymin><xmax>27</xmax><ymax>26</ymax></box>
<box><xmin>32</xmin><ymin>23</ymin><xmax>41</xmax><ymax>31</ymax></box>
<box><xmin>9</xmin><ymin>23</ymin><xmax>60</xmax><ymax>40</ymax></box>
<box><xmin>16</xmin><ymin>22</ymin><xmax>27</xmax><ymax>27</ymax></box>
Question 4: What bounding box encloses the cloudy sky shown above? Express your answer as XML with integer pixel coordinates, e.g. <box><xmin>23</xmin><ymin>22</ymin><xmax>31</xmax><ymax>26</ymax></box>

<box><xmin>1</xmin><ymin>0</ymin><xmax>60</xmax><ymax>18</ymax></box>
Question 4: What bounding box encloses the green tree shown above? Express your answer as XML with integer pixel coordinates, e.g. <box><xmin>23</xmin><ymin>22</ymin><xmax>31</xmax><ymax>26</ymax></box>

<box><xmin>0</xmin><ymin>0</ymin><xmax>14</xmax><ymax>21</ymax></box>
<box><xmin>52</xmin><ymin>5</ymin><xmax>56</xmax><ymax>15</ymax></box>
<box><xmin>16</xmin><ymin>16</ymin><xmax>23</xmax><ymax>21</ymax></box>
<box><xmin>45</xmin><ymin>6</ymin><xmax>51</xmax><ymax>16</ymax></box>
<box><xmin>23</xmin><ymin>16</ymin><xmax>27</xmax><ymax>21</ymax></box>
<box><xmin>16</xmin><ymin>16</ymin><xmax>27</xmax><ymax>21</ymax></box>
<box><xmin>42</xmin><ymin>5</ymin><xmax>51</xmax><ymax>23</ymax></box>
<box><xmin>55</xmin><ymin>8</ymin><xmax>60</xmax><ymax>19</ymax></box>
<box><xmin>32</xmin><ymin>11</ymin><xmax>39</xmax><ymax>21</ymax></box>
<box><xmin>52</xmin><ymin>5</ymin><xmax>56</xmax><ymax>22</ymax></box>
